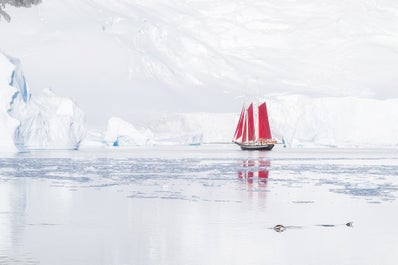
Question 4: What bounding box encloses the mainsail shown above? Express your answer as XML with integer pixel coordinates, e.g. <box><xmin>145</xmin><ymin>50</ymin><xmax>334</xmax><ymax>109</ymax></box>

<box><xmin>258</xmin><ymin>102</ymin><xmax>272</xmax><ymax>140</ymax></box>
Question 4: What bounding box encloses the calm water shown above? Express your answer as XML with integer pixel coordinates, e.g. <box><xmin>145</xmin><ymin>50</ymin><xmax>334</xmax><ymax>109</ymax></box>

<box><xmin>0</xmin><ymin>145</ymin><xmax>398</xmax><ymax>265</ymax></box>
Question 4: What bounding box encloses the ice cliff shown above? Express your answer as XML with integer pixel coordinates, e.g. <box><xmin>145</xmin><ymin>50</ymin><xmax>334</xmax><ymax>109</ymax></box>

<box><xmin>104</xmin><ymin>117</ymin><xmax>153</xmax><ymax>147</ymax></box>
<box><xmin>100</xmin><ymin>114</ymin><xmax>229</xmax><ymax>147</ymax></box>
<box><xmin>0</xmin><ymin>53</ymin><xmax>20</xmax><ymax>150</ymax></box>
<box><xmin>268</xmin><ymin>95</ymin><xmax>398</xmax><ymax>148</ymax></box>
<box><xmin>0</xmin><ymin>51</ymin><xmax>86</xmax><ymax>150</ymax></box>
<box><xmin>95</xmin><ymin>96</ymin><xmax>398</xmax><ymax>148</ymax></box>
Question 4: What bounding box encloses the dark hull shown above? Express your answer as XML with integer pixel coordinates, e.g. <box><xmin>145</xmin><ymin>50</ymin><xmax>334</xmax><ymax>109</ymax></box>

<box><xmin>236</xmin><ymin>142</ymin><xmax>274</xmax><ymax>151</ymax></box>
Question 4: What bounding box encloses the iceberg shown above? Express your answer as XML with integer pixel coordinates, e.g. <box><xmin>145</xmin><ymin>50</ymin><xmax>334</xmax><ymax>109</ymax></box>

<box><xmin>101</xmin><ymin>113</ymin><xmax>235</xmax><ymax>146</ymax></box>
<box><xmin>0</xmin><ymin>53</ymin><xmax>20</xmax><ymax>150</ymax></box>
<box><xmin>104</xmin><ymin>117</ymin><xmax>153</xmax><ymax>146</ymax></box>
<box><xmin>0</xmin><ymin>51</ymin><xmax>86</xmax><ymax>150</ymax></box>
<box><xmin>103</xmin><ymin>115</ymin><xmax>207</xmax><ymax>147</ymax></box>
<box><xmin>147</xmin><ymin>113</ymin><xmax>235</xmax><ymax>145</ymax></box>
<box><xmin>267</xmin><ymin>95</ymin><xmax>398</xmax><ymax>148</ymax></box>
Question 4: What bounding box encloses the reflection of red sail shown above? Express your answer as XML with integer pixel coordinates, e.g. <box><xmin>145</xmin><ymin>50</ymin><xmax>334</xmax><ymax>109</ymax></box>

<box><xmin>258</xmin><ymin>170</ymin><xmax>269</xmax><ymax>179</ymax></box>
<box><xmin>238</xmin><ymin>158</ymin><xmax>270</xmax><ymax>183</ymax></box>
<box><xmin>258</xmin><ymin>159</ymin><xmax>270</xmax><ymax>180</ymax></box>
<box><xmin>247</xmin><ymin>160</ymin><xmax>254</xmax><ymax>178</ymax></box>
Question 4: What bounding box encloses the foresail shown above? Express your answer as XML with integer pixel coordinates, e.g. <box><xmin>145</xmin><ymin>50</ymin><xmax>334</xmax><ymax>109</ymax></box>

<box><xmin>233</xmin><ymin>106</ymin><xmax>245</xmax><ymax>141</ymax></box>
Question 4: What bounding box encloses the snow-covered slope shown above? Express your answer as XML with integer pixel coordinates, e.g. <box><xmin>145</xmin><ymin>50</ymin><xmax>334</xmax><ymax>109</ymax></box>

<box><xmin>0</xmin><ymin>51</ymin><xmax>86</xmax><ymax>150</ymax></box>
<box><xmin>1</xmin><ymin>0</ymin><xmax>398</xmax><ymax>129</ymax></box>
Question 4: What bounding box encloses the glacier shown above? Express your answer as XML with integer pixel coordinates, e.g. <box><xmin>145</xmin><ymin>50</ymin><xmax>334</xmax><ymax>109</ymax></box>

<box><xmin>89</xmin><ymin>96</ymin><xmax>398</xmax><ymax>148</ymax></box>
<box><xmin>0</xmin><ymin>51</ymin><xmax>86</xmax><ymax>150</ymax></box>
<box><xmin>267</xmin><ymin>95</ymin><xmax>398</xmax><ymax>147</ymax></box>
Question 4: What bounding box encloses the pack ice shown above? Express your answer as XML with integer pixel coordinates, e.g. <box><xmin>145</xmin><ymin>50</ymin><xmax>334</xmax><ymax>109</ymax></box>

<box><xmin>0</xmin><ymin>51</ymin><xmax>86</xmax><ymax>150</ymax></box>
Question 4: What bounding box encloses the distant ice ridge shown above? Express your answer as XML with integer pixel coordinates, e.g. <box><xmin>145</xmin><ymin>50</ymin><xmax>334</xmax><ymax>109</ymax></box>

<box><xmin>104</xmin><ymin>117</ymin><xmax>153</xmax><ymax>147</ymax></box>
<box><xmin>91</xmin><ymin>96</ymin><xmax>398</xmax><ymax>148</ymax></box>
<box><xmin>0</xmin><ymin>51</ymin><xmax>86</xmax><ymax>150</ymax></box>
<box><xmin>100</xmin><ymin>116</ymin><xmax>206</xmax><ymax>147</ymax></box>
<box><xmin>268</xmin><ymin>95</ymin><xmax>398</xmax><ymax>148</ymax></box>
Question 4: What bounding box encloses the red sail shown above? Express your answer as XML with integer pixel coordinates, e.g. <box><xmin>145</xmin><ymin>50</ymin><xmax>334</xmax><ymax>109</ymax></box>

<box><xmin>258</xmin><ymin>102</ymin><xmax>272</xmax><ymax>139</ymax></box>
<box><xmin>247</xmin><ymin>103</ymin><xmax>255</xmax><ymax>141</ymax></box>
<box><xmin>233</xmin><ymin>106</ymin><xmax>245</xmax><ymax>141</ymax></box>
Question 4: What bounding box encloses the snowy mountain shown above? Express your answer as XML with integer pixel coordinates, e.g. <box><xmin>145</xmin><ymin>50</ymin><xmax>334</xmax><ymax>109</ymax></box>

<box><xmin>1</xmin><ymin>0</ymin><xmax>398</xmax><ymax>129</ymax></box>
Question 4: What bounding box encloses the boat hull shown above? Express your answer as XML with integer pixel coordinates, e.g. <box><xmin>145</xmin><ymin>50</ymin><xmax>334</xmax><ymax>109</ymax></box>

<box><xmin>235</xmin><ymin>142</ymin><xmax>274</xmax><ymax>151</ymax></box>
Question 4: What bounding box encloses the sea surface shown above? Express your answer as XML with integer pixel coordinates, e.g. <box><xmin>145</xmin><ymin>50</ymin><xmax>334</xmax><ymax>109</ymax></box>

<box><xmin>0</xmin><ymin>145</ymin><xmax>397</xmax><ymax>265</ymax></box>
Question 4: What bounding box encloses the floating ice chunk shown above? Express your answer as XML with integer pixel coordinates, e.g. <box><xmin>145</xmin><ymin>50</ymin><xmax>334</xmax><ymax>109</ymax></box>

<box><xmin>11</xmin><ymin>88</ymin><xmax>87</xmax><ymax>150</ymax></box>
<box><xmin>0</xmin><ymin>51</ymin><xmax>86</xmax><ymax>150</ymax></box>
<box><xmin>104</xmin><ymin>117</ymin><xmax>153</xmax><ymax>146</ymax></box>
<box><xmin>0</xmin><ymin>52</ymin><xmax>23</xmax><ymax>150</ymax></box>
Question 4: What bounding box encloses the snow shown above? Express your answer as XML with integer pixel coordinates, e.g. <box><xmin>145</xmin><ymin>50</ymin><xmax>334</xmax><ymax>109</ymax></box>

<box><xmin>2</xmin><ymin>1</ymin><xmax>398</xmax><ymax>148</ymax></box>
<box><xmin>2</xmin><ymin>0</ymin><xmax>398</xmax><ymax>129</ymax></box>
<box><xmin>0</xmin><ymin>52</ymin><xmax>86</xmax><ymax>150</ymax></box>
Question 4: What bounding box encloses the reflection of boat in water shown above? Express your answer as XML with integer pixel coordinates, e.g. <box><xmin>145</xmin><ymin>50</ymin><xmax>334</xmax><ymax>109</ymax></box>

<box><xmin>233</xmin><ymin>101</ymin><xmax>277</xmax><ymax>151</ymax></box>
<box><xmin>238</xmin><ymin>158</ymin><xmax>271</xmax><ymax>183</ymax></box>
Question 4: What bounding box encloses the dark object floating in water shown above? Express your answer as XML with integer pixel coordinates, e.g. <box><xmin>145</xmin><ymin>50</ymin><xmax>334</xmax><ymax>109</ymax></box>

<box><xmin>272</xmin><ymin>222</ymin><xmax>354</xmax><ymax>232</ymax></box>
<box><xmin>273</xmin><ymin>224</ymin><xmax>286</xmax><ymax>232</ymax></box>
<box><xmin>316</xmin><ymin>224</ymin><xmax>336</xmax><ymax>227</ymax></box>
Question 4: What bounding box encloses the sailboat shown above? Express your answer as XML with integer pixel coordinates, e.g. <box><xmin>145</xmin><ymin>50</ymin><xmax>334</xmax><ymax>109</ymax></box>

<box><xmin>232</xmin><ymin>101</ymin><xmax>277</xmax><ymax>150</ymax></box>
